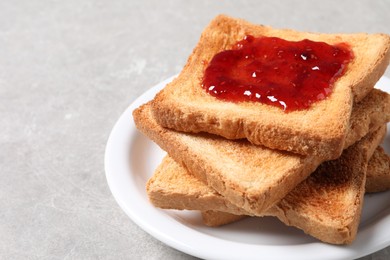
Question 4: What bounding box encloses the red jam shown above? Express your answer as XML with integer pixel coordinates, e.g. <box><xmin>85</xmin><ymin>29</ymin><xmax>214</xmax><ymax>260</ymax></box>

<box><xmin>202</xmin><ymin>35</ymin><xmax>353</xmax><ymax>111</ymax></box>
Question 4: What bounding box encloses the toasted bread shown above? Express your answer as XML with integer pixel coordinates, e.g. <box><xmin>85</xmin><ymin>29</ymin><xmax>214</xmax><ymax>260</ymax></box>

<box><xmin>366</xmin><ymin>146</ymin><xmax>390</xmax><ymax>193</ymax></box>
<box><xmin>146</xmin><ymin>126</ymin><xmax>386</xmax><ymax>244</ymax></box>
<box><xmin>147</xmin><ymin>129</ymin><xmax>385</xmax><ymax>216</ymax></box>
<box><xmin>151</xmin><ymin>15</ymin><xmax>390</xmax><ymax>159</ymax></box>
<box><xmin>201</xmin><ymin>145</ymin><xmax>390</xmax><ymax>227</ymax></box>
<box><xmin>201</xmin><ymin>211</ymin><xmax>246</xmax><ymax>227</ymax></box>
<box><xmin>134</xmin><ymin>89</ymin><xmax>390</xmax><ymax>215</ymax></box>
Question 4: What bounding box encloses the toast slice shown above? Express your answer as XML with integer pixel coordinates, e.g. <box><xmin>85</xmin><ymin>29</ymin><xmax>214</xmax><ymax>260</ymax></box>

<box><xmin>134</xmin><ymin>89</ymin><xmax>390</xmax><ymax>215</ymax></box>
<box><xmin>201</xmin><ymin>211</ymin><xmax>246</xmax><ymax>227</ymax></box>
<box><xmin>150</xmin><ymin>144</ymin><xmax>390</xmax><ymax>228</ymax></box>
<box><xmin>201</xmin><ymin>210</ymin><xmax>248</xmax><ymax>227</ymax></box>
<box><xmin>201</xmin><ymin>145</ymin><xmax>390</xmax><ymax>227</ymax></box>
<box><xmin>146</xmin><ymin>126</ymin><xmax>386</xmax><ymax>244</ymax></box>
<box><xmin>366</xmin><ymin>146</ymin><xmax>390</xmax><ymax>193</ymax></box>
<box><xmin>151</xmin><ymin>15</ymin><xmax>390</xmax><ymax>159</ymax></box>
<box><xmin>147</xmin><ymin>130</ymin><xmax>385</xmax><ymax>216</ymax></box>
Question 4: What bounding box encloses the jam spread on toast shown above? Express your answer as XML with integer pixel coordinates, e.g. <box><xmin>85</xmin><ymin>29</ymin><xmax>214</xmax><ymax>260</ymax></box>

<box><xmin>202</xmin><ymin>35</ymin><xmax>353</xmax><ymax>111</ymax></box>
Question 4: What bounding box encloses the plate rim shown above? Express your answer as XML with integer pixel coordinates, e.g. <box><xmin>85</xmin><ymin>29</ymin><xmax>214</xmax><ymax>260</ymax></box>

<box><xmin>105</xmin><ymin>75</ymin><xmax>390</xmax><ymax>260</ymax></box>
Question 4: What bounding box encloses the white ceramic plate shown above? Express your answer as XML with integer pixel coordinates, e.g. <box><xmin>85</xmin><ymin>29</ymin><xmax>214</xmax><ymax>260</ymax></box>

<box><xmin>105</xmin><ymin>76</ymin><xmax>390</xmax><ymax>260</ymax></box>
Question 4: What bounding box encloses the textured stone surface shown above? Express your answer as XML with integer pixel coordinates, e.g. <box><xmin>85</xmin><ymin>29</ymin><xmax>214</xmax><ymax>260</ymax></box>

<box><xmin>1</xmin><ymin>0</ymin><xmax>389</xmax><ymax>259</ymax></box>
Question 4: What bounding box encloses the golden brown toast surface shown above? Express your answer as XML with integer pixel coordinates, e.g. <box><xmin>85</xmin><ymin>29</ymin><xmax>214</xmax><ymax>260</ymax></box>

<box><xmin>366</xmin><ymin>146</ymin><xmax>390</xmax><ymax>193</ymax></box>
<box><xmin>201</xmin><ymin>146</ymin><xmax>390</xmax><ymax>228</ymax></box>
<box><xmin>151</xmin><ymin>15</ymin><xmax>390</xmax><ymax>159</ymax></box>
<box><xmin>147</xmin><ymin>127</ymin><xmax>386</xmax><ymax>244</ymax></box>
<box><xmin>134</xmin><ymin>89</ymin><xmax>390</xmax><ymax>216</ymax></box>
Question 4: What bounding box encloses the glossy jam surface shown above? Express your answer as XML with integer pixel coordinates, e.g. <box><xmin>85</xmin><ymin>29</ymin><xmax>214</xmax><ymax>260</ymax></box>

<box><xmin>202</xmin><ymin>36</ymin><xmax>353</xmax><ymax>111</ymax></box>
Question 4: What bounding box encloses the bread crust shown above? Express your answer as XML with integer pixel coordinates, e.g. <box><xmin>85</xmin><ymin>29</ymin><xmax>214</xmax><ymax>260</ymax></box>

<box><xmin>151</xmin><ymin>15</ymin><xmax>390</xmax><ymax>159</ymax></box>
<box><xmin>147</xmin><ymin>127</ymin><xmax>386</xmax><ymax>244</ymax></box>
<box><xmin>201</xmin><ymin>211</ymin><xmax>246</xmax><ymax>227</ymax></box>
<box><xmin>200</xmin><ymin>141</ymin><xmax>389</xmax><ymax>225</ymax></box>
<box><xmin>345</xmin><ymin>90</ymin><xmax>390</xmax><ymax>147</ymax></box>
<box><xmin>201</xmin><ymin>144</ymin><xmax>390</xmax><ymax>226</ymax></box>
<box><xmin>269</xmin><ymin>126</ymin><xmax>385</xmax><ymax>244</ymax></box>
<box><xmin>134</xmin><ymin>90</ymin><xmax>390</xmax><ymax>216</ymax></box>
<box><xmin>366</xmin><ymin>146</ymin><xmax>390</xmax><ymax>193</ymax></box>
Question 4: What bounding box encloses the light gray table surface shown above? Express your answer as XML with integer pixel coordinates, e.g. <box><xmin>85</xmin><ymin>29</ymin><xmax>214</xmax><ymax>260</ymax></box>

<box><xmin>2</xmin><ymin>0</ymin><xmax>390</xmax><ymax>259</ymax></box>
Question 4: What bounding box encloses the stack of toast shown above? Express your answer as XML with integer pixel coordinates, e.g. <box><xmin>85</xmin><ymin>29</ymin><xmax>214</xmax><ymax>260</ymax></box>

<box><xmin>133</xmin><ymin>15</ymin><xmax>390</xmax><ymax>244</ymax></box>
